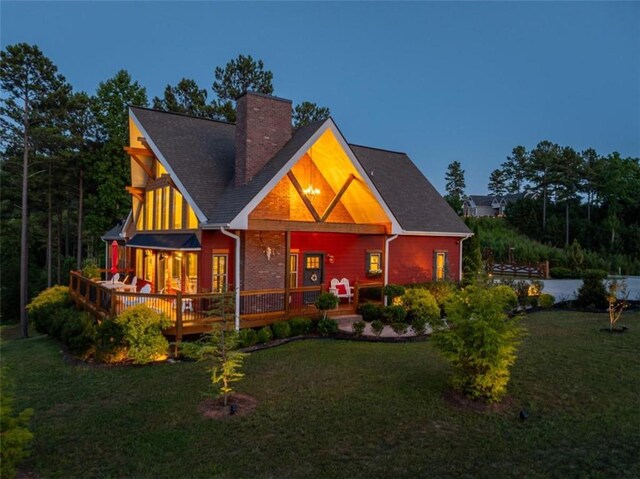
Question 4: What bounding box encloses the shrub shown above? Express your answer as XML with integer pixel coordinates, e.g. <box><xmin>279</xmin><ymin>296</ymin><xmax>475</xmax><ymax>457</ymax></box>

<box><xmin>575</xmin><ymin>271</ymin><xmax>608</xmax><ymax>310</ymax></box>
<box><xmin>26</xmin><ymin>285</ymin><xmax>72</xmax><ymax>335</ymax></box>
<box><xmin>0</xmin><ymin>369</ymin><xmax>33</xmax><ymax>479</ymax></box>
<box><xmin>48</xmin><ymin>307</ymin><xmax>76</xmax><ymax>340</ymax></box>
<box><xmin>271</xmin><ymin>321</ymin><xmax>292</xmax><ymax>340</ymax></box>
<box><xmin>539</xmin><ymin>293</ymin><xmax>555</xmax><ymax>309</ymax></box>
<box><xmin>238</xmin><ymin>328</ymin><xmax>259</xmax><ymax>347</ymax></box>
<box><xmin>383</xmin><ymin>284</ymin><xmax>405</xmax><ymax>303</ymax></box>
<box><xmin>382</xmin><ymin>305</ymin><xmax>407</xmax><ymax>324</ymax></box>
<box><xmin>94</xmin><ymin>319</ymin><xmax>127</xmax><ymax>363</ymax></box>
<box><xmin>581</xmin><ymin>269</ymin><xmax>608</xmax><ymax>279</ymax></box>
<box><xmin>390</xmin><ymin>322</ymin><xmax>409</xmax><ymax>337</ymax></box>
<box><xmin>315</xmin><ymin>292</ymin><xmax>338</xmax><ymax>320</ymax></box>
<box><xmin>288</xmin><ymin>317</ymin><xmax>313</xmax><ymax>336</ymax></box>
<box><xmin>420</xmin><ymin>281</ymin><xmax>458</xmax><ymax>310</ymax></box>
<box><xmin>357</xmin><ymin>302</ymin><xmax>382</xmax><ymax>322</ymax></box>
<box><xmin>433</xmin><ymin>285</ymin><xmax>523</xmax><ymax>403</ymax></box>
<box><xmin>550</xmin><ymin>267</ymin><xmax>574</xmax><ymax>279</ymax></box>
<box><xmin>401</xmin><ymin>288</ymin><xmax>440</xmax><ymax>327</ymax></box>
<box><xmin>114</xmin><ymin>305</ymin><xmax>171</xmax><ymax>364</ymax></box>
<box><xmin>317</xmin><ymin>317</ymin><xmax>338</xmax><ymax>336</ymax></box>
<box><xmin>412</xmin><ymin>316</ymin><xmax>428</xmax><ymax>336</ymax></box>
<box><xmin>370</xmin><ymin>319</ymin><xmax>384</xmax><ymax>337</ymax></box>
<box><xmin>81</xmin><ymin>258</ymin><xmax>101</xmax><ymax>280</ymax></box>
<box><xmin>352</xmin><ymin>320</ymin><xmax>366</xmax><ymax>337</ymax></box>
<box><xmin>61</xmin><ymin>312</ymin><xmax>96</xmax><ymax>359</ymax></box>
<box><xmin>256</xmin><ymin>326</ymin><xmax>273</xmax><ymax>344</ymax></box>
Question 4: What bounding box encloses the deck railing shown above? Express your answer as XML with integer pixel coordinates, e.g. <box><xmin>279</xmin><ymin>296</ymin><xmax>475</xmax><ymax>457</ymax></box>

<box><xmin>69</xmin><ymin>271</ymin><xmax>383</xmax><ymax>344</ymax></box>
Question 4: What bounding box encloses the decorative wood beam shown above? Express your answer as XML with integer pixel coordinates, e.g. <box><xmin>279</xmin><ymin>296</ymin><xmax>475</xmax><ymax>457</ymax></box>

<box><xmin>249</xmin><ymin>219</ymin><xmax>388</xmax><ymax>235</ymax></box>
<box><xmin>320</xmin><ymin>174</ymin><xmax>356</xmax><ymax>222</ymax></box>
<box><xmin>124</xmin><ymin>146</ymin><xmax>154</xmax><ymax>157</ymax></box>
<box><xmin>129</xmin><ymin>153</ymin><xmax>155</xmax><ymax>179</ymax></box>
<box><xmin>126</xmin><ymin>186</ymin><xmax>145</xmax><ymax>202</ymax></box>
<box><xmin>287</xmin><ymin>172</ymin><xmax>322</xmax><ymax>222</ymax></box>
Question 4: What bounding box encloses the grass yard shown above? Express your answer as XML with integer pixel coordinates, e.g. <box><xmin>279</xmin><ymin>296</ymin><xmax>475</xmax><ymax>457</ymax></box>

<box><xmin>2</xmin><ymin>310</ymin><xmax>639</xmax><ymax>479</ymax></box>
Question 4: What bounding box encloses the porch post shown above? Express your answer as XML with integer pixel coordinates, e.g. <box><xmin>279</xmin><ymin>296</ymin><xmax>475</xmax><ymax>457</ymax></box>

<box><xmin>220</xmin><ymin>228</ymin><xmax>241</xmax><ymax>331</ymax></box>
<box><xmin>384</xmin><ymin>235</ymin><xmax>398</xmax><ymax>306</ymax></box>
<box><xmin>284</xmin><ymin>230</ymin><xmax>291</xmax><ymax>316</ymax></box>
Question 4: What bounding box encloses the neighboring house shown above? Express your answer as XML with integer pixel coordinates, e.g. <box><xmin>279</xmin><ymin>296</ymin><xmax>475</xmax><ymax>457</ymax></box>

<box><xmin>108</xmin><ymin>92</ymin><xmax>471</xmax><ymax>302</ymax></box>
<box><xmin>463</xmin><ymin>194</ymin><xmax>522</xmax><ymax>217</ymax></box>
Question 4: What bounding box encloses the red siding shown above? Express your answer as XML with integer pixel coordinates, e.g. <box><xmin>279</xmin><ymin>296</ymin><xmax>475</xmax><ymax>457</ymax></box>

<box><xmin>388</xmin><ymin>236</ymin><xmax>461</xmax><ymax>284</ymax></box>
<box><xmin>200</xmin><ymin>231</ymin><xmax>236</xmax><ymax>292</ymax></box>
<box><xmin>291</xmin><ymin>232</ymin><xmax>385</xmax><ymax>288</ymax></box>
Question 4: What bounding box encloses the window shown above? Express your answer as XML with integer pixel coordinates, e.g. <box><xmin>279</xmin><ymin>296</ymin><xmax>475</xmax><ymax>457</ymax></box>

<box><xmin>187</xmin><ymin>207</ymin><xmax>198</xmax><ymax>229</ymax></box>
<box><xmin>289</xmin><ymin>254</ymin><xmax>298</xmax><ymax>288</ymax></box>
<box><xmin>145</xmin><ymin>190</ymin><xmax>154</xmax><ymax>230</ymax></box>
<box><xmin>305</xmin><ymin>255</ymin><xmax>320</xmax><ymax>269</ymax></box>
<box><xmin>434</xmin><ymin>251</ymin><xmax>448</xmax><ymax>281</ymax></box>
<box><xmin>144</xmin><ymin>250</ymin><xmax>155</xmax><ymax>283</ymax></box>
<box><xmin>139</xmin><ymin>185</ymin><xmax>198</xmax><ymax>231</ymax></box>
<box><xmin>212</xmin><ymin>254</ymin><xmax>228</xmax><ymax>293</ymax></box>
<box><xmin>172</xmin><ymin>191</ymin><xmax>182</xmax><ymax>229</ymax></box>
<box><xmin>366</xmin><ymin>251</ymin><xmax>382</xmax><ymax>277</ymax></box>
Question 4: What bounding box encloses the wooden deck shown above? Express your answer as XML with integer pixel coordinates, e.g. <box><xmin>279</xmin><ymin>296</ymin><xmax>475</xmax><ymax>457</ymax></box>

<box><xmin>69</xmin><ymin>271</ymin><xmax>383</xmax><ymax>340</ymax></box>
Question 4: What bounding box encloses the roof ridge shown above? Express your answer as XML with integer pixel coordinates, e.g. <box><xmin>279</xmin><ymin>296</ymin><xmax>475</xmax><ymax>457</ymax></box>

<box><xmin>129</xmin><ymin>105</ymin><xmax>236</xmax><ymax>127</ymax></box>
<box><xmin>349</xmin><ymin>143</ymin><xmax>407</xmax><ymax>156</ymax></box>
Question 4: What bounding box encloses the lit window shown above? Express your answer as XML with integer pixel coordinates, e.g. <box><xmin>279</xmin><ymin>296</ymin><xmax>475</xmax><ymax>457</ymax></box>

<box><xmin>306</xmin><ymin>255</ymin><xmax>320</xmax><ymax>269</ymax></box>
<box><xmin>366</xmin><ymin>251</ymin><xmax>382</xmax><ymax>277</ymax></box>
<box><xmin>187</xmin><ymin>205</ymin><xmax>198</xmax><ymax>229</ymax></box>
<box><xmin>212</xmin><ymin>254</ymin><xmax>228</xmax><ymax>293</ymax></box>
<box><xmin>289</xmin><ymin>254</ymin><xmax>298</xmax><ymax>288</ymax></box>
<box><xmin>435</xmin><ymin>251</ymin><xmax>448</xmax><ymax>281</ymax></box>
<box><xmin>173</xmin><ymin>191</ymin><xmax>183</xmax><ymax>229</ymax></box>
<box><xmin>145</xmin><ymin>190</ymin><xmax>154</xmax><ymax>230</ymax></box>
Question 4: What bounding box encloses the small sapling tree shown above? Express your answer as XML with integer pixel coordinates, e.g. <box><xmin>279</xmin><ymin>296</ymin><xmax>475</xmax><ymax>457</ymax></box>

<box><xmin>606</xmin><ymin>279</ymin><xmax>628</xmax><ymax>332</ymax></box>
<box><xmin>432</xmin><ymin>285</ymin><xmax>524</xmax><ymax>403</ymax></box>
<box><xmin>315</xmin><ymin>292</ymin><xmax>338</xmax><ymax>320</ymax></box>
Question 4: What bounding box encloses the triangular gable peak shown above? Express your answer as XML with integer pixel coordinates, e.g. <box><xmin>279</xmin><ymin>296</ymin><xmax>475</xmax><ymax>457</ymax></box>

<box><xmin>230</xmin><ymin>119</ymin><xmax>402</xmax><ymax>234</ymax></box>
<box><xmin>128</xmin><ymin>108</ymin><xmax>207</xmax><ymax>225</ymax></box>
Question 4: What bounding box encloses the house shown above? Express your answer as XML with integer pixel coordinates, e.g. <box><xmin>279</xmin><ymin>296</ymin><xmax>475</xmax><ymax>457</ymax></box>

<box><xmin>463</xmin><ymin>194</ymin><xmax>522</xmax><ymax>217</ymax></box>
<box><xmin>103</xmin><ymin>92</ymin><xmax>471</xmax><ymax>327</ymax></box>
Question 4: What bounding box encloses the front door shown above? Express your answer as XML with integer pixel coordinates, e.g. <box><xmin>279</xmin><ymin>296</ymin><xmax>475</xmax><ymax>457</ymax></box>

<box><xmin>303</xmin><ymin>253</ymin><xmax>324</xmax><ymax>304</ymax></box>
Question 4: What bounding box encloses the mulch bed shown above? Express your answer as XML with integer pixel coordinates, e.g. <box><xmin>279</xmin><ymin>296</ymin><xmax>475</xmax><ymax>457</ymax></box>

<box><xmin>198</xmin><ymin>393</ymin><xmax>258</xmax><ymax>419</ymax></box>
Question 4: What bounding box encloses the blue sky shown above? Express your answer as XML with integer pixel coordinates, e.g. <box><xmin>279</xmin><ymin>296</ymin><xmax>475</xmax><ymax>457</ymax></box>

<box><xmin>2</xmin><ymin>1</ymin><xmax>639</xmax><ymax>195</ymax></box>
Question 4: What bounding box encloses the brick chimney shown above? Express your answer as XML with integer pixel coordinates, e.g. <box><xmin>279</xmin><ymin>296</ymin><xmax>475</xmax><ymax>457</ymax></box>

<box><xmin>235</xmin><ymin>92</ymin><xmax>292</xmax><ymax>186</ymax></box>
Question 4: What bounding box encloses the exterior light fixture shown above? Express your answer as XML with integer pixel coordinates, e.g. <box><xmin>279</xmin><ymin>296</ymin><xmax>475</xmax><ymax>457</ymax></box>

<box><xmin>304</xmin><ymin>146</ymin><xmax>321</xmax><ymax>199</ymax></box>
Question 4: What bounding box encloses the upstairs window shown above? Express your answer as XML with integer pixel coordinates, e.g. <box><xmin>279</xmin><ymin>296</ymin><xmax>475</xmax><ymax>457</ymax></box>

<box><xmin>137</xmin><ymin>185</ymin><xmax>198</xmax><ymax>231</ymax></box>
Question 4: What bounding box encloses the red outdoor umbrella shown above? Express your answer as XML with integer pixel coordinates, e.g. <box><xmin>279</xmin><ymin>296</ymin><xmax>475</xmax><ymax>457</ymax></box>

<box><xmin>110</xmin><ymin>240</ymin><xmax>119</xmax><ymax>276</ymax></box>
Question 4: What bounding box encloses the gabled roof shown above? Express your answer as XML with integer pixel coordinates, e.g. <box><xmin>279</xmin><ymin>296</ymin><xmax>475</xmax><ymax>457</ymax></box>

<box><xmin>127</xmin><ymin>107</ymin><xmax>470</xmax><ymax>236</ymax></box>
<box><xmin>101</xmin><ymin>221</ymin><xmax>126</xmax><ymax>241</ymax></box>
<box><xmin>350</xmin><ymin>145</ymin><xmax>470</xmax><ymax>234</ymax></box>
<box><xmin>468</xmin><ymin>195</ymin><xmax>495</xmax><ymax>207</ymax></box>
<box><xmin>130</xmin><ymin>106</ymin><xmax>236</xmax><ymax>220</ymax></box>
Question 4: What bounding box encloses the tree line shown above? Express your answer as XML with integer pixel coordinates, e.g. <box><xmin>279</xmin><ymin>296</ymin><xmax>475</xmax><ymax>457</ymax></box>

<box><xmin>0</xmin><ymin>44</ymin><xmax>330</xmax><ymax>332</ymax></box>
<box><xmin>444</xmin><ymin>143</ymin><xmax>640</xmax><ymax>274</ymax></box>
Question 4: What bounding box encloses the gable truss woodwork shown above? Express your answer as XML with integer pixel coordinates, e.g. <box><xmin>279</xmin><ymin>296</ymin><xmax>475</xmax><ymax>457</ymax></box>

<box><xmin>124</xmin><ymin>146</ymin><xmax>156</xmax><ymax>180</ymax></box>
<box><xmin>287</xmin><ymin>171</ymin><xmax>358</xmax><ymax>224</ymax></box>
<box><xmin>126</xmin><ymin>186</ymin><xmax>145</xmax><ymax>202</ymax></box>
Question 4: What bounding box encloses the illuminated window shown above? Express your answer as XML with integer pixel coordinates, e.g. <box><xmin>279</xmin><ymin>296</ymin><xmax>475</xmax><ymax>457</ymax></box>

<box><xmin>135</xmin><ymin>249</ymin><xmax>143</xmax><ymax>280</ymax></box>
<box><xmin>173</xmin><ymin>191</ymin><xmax>183</xmax><ymax>229</ymax></box>
<box><xmin>366</xmin><ymin>251</ymin><xmax>382</xmax><ymax>275</ymax></box>
<box><xmin>289</xmin><ymin>254</ymin><xmax>298</xmax><ymax>288</ymax></box>
<box><xmin>212</xmin><ymin>254</ymin><xmax>228</xmax><ymax>293</ymax></box>
<box><xmin>145</xmin><ymin>190</ymin><xmax>154</xmax><ymax>230</ymax></box>
<box><xmin>154</xmin><ymin>188</ymin><xmax>162</xmax><ymax>231</ymax></box>
<box><xmin>162</xmin><ymin>187</ymin><xmax>170</xmax><ymax>229</ymax></box>
<box><xmin>186</xmin><ymin>205</ymin><xmax>198</xmax><ymax>229</ymax></box>
<box><xmin>185</xmin><ymin>252</ymin><xmax>198</xmax><ymax>293</ymax></box>
<box><xmin>157</xmin><ymin>161</ymin><xmax>168</xmax><ymax>176</ymax></box>
<box><xmin>144</xmin><ymin>250</ymin><xmax>155</xmax><ymax>283</ymax></box>
<box><xmin>435</xmin><ymin>251</ymin><xmax>448</xmax><ymax>281</ymax></box>
<box><xmin>306</xmin><ymin>255</ymin><xmax>320</xmax><ymax>269</ymax></box>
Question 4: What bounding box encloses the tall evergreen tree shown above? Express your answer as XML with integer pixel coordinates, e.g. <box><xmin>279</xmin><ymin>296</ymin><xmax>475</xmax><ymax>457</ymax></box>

<box><xmin>152</xmin><ymin>78</ymin><xmax>215</xmax><ymax>118</ymax></box>
<box><xmin>487</xmin><ymin>169</ymin><xmax>507</xmax><ymax>197</ymax></box>
<box><xmin>526</xmin><ymin>141</ymin><xmax>560</xmax><ymax>233</ymax></box>
<box><xmin>444</xmin><ymin>161</ymin><xmax>466</xmax><ymax>214</ymax></box>
<box><xmin>502</xmin><ymin>146</ymin><xmax>529</xmax><ymax>193</ymax></box>
<box><xmin>552</xmin><ymin>146</ymin><xmax>583</xmax><ymax>246</ymax></box>
<box><xmin>0</xmin><ymin>43</ymin><xmax>69</xmax><ymax>336</ymax></box>
<box><xmin>292</xmin><ymin>101</ymin><xmax>330</xmax><ymax>127</ymax></box>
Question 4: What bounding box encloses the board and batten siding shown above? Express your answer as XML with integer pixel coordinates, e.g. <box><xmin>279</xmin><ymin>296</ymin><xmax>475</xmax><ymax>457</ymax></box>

<box><xmin>387</xmin><ymin>235</ymin><xmax>461</xmax><ymax>284</ymax></box>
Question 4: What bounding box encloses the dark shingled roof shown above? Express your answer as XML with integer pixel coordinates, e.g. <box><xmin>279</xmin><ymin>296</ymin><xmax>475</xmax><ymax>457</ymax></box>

<box><xmin>350</xmin><ymin>145</ymin><xmax>471</xmax><ymax>234</ymax></box>
<box><xmin>131</xmin><ymin>106</ymin><xmax>236</xmax><ymax>219</ymax></box>
<box><xmin>129</xmin><ymin>108</ymin><xmax>469</xmax><ymax>235</ymax></box>
<box><xmin>101</xmin><ymin>221</ymin><xmax>126</xmax><ymax>241</ymax></box>
<box><xmin>468</xmin><ymin>195</ymin><xmax>495</xmax><ymax>207</ymax></box>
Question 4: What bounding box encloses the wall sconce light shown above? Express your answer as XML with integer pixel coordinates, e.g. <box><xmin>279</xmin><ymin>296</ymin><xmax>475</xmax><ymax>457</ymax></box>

<box><xmin>327</xmin><ymin>254</ymin><xmax>335</xmax><ymax>264</ymax></box>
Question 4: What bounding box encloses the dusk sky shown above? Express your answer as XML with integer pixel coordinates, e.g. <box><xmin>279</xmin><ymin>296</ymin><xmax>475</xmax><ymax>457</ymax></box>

<box><xmin>2</xmin><ymin>1</ymin><xmax>638</xmax><ymax>195</ymax></box>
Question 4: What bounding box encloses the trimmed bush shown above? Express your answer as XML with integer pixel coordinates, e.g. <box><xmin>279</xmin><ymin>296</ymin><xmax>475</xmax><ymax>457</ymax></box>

<box><xmin>576</xmin><ymin>271</ymin><xmax>608</xmax><ymax>310</ymax></box>
<box><xmin>272</xmin><ymin>321</ymin><xmax>292</xmax><ymax>340</ymax></box>
<box><xmin>61</xmin><ymin>312</ymin><xmax>96</xmax><ymax>359</ymax></box>
<box><xmin>371</xmin><ymin>319</ymin><xmax>384</xmax><ymax>337</ymax></box>
<box><xmin>289</xmin><ymin>317</ymin><xmax>313</xmax><ymax>336</ymax></box>
<box><xmin>382</xmin><ymin>305</ymin><xmax>407</xmax><ymax>324</ymax></box>
<box><xmin>0</xmin><ymin>369</ymin><xmax>33</xmax><ymax>479</ymax></box>
<box><xmin>256</xmin><ymin>326</ymin><xmax>273</xmax><ymax>344</ymax></box>
<box><xmin>420</xmin><ymin>281</ymin><xmax>458</xmax><ymax>310</ymax></box>
<box><xmin>238</xmin><ymin>328</ymin><xmax>259</xmax><ymax>347</ymax></box>
<box><xmin>94</xmin><ymin>319</ymin><xmax>127</xmax><ymax>363</ymax></box>
<box><xmin>26</xmin><ymin>285</ymin><xmax>72</xmax><ymax>335</ymax></box>
<box><xmin>114</xmin><ymin>305</ymin><xmax>171</xmax><ymax>364</ymax></box>
<box><xmin>315</xmin><ymin>292</ymin><xmax>338</xmax><ymax>320</ymax></box>
<box><xmin>412</xmin><ymin>316</ymin><xmax>428</xmax><ymax>336</ymax></box>
<box><xmin>390</xmin><ymin>322</ymin><xmax>409</xmax><ymax>337</ymax></box>
<box><xmin>434</xmin><ymin>285</ymin><xmax>523</xmax><ymax>403</ymax></box>
<box><xmin>352</xmin><ymin>320</ymin><xmax>366</xmax><ymax>337</ymax></box>
<box><xmin>317</xmin><ymin>317</ymin><xmax>338</xmax><ymax>336</ymax></box>
<box><xmin>402</xmin><ymin>288</ymin><xmax>440</xmax><ymax>327</ymax></box>
<box><xmin>358</xmin><ymin>302</ymin><xmax>382</xmax><ymax>322</ymax></box>
<box><xmin>550</xmin><ymin>267</ymin><xmax>574</xmax><ymax>279</ymax></box>
<box><xmin>539</xmin><ymin>293</ymin><xmax>555</xmax><ymax>309</ymax></box>
<box><xmin>383</xmin><ymin>284</ymin><xmax>405</xmax><ymax>303</ymax></box>
<box><xmin>491</xmin><ymin>285</ymin><xmax>519</xmax><ymax>314</ymax></box>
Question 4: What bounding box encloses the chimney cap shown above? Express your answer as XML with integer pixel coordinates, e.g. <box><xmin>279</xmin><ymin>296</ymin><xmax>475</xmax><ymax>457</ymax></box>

<box><xmin>236</xmin><ymin>90</ymin><xmax>292</xmax><ymax>104</ymax></box>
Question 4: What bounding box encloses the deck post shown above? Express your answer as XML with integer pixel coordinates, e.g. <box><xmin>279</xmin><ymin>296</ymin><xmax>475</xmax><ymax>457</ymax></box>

<box><xmin>354</xmin><ymin>281</ymin><xmax>360</xmax><ymax>310</ymax></box>
<box><xmin>175</xmin><ymin>291</ymin><xmax>183</xmax><ymax>357</ymax></box>
<box><xmin>110</xmin><ymin>291</ymin><xmax>117</xmax><ymax>318</ymax></box>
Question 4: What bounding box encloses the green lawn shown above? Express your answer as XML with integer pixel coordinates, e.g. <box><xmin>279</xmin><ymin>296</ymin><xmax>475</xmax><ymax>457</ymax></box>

<box><xmin>2</xmin><ymin>311</ymin><xmax>639</xmax><ymax>479</ymax></box>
